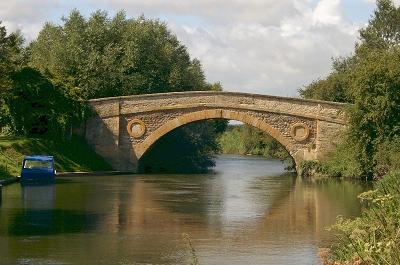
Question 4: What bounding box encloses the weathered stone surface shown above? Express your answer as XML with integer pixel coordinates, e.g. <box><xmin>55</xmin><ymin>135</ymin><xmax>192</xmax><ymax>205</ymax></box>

<box><xmin>86</xmin><ymin>91</ymin><xmax>347</xmax><ymax>171</ymax></box>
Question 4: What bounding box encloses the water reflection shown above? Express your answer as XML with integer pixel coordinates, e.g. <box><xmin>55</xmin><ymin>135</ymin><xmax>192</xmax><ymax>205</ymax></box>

<box><xmin>22</xmin><ymin>185</ymin><xmax>55</xmax><ymax>209</ymax></box>
<box><xmin>0</xmin><ymin>155</ymin><xmax>370</xmax><ymax>265</ymax></box>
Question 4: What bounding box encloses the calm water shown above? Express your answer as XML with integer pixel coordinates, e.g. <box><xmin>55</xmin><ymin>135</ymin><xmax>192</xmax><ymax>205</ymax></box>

<box><xmin>0</xmin><ymin>155</ymin><xmax>370</xmax><ymax>265</ymax></box>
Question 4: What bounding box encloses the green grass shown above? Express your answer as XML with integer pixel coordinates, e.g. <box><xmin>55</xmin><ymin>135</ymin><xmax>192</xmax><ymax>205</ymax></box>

<box><xmin>0</xmin><ymin>136</ymin><xmax>112</xmax><ymax>180</ymax></box>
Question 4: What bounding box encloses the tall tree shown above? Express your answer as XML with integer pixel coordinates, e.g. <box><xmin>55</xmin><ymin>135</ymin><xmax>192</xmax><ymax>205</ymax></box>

<box><xmin>29</xmin><ymin>10</ymin><xmax>224</xmax><ymax>172</ymax></box>
<box><xmin>359</xmin><ymin>0</ymin><xmax>400</xmax><ymax>49</ymax></box>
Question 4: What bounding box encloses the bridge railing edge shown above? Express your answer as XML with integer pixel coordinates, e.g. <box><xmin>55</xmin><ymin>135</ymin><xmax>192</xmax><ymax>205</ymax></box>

<box><xmin>87</xmin><ymin>91</ymin><xmax>348</xmax><ymax>108</ymax></box>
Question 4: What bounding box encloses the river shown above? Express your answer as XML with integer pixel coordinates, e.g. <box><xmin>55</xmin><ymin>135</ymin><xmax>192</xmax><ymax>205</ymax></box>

<box><xmin>0</xmin><ymin>155</ymin><xmax>370</xmax><ymax>265</ymax></box>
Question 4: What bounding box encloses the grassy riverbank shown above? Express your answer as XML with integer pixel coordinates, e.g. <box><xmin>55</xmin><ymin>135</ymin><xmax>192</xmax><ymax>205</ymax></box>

<box><xmin>0</xmin><ymin>136</ymin><xmax>112</xmax><ymax>180</ymax></box>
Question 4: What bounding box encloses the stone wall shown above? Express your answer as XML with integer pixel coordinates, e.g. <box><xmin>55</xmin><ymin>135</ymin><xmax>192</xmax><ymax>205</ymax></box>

<box><xmin>86</xmin><ymin>91</ymin><xmax>347</xmax><ymax>172</ymax></box>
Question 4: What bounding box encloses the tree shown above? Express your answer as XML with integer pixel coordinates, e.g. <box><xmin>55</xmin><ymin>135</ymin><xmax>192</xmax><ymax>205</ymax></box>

<box><xmin>30</xmin><ymin>10</ymin><xmax>208</xmax><ymax>99</ymax></box>
<box><xmin>359</xmin><ymin>0</ymin><xmax>400</xmax><ymax>49</ymax></box>
<box><xmin>299</xmin><ymin>0</ymin><xmax>400</xmax><ymax>178</ymax></box>
<box><xmin>4</xmin><ymin>67</ymin><xmax>86</xmax><ymax>137</ymax></box>
<box><xmin>345</xmin><ymin>48</ymin><xmax>400</xmax><ymax>176</ymax></box>
<box><xmin>0</xmin><ymin>22</ymin><xmax>24</xmax><ymax>130</ymax></box>
<box><xmin>29</xmin><ymin>10</ymin><xmax>224</xmax><ymax>172</ymax></box>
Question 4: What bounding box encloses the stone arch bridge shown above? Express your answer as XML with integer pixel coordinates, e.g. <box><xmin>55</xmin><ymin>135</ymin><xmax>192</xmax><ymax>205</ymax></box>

<box><xmin>85</xmin><ymin>91</ymin><xmax>347</xmax><ymax>172</ymax></box>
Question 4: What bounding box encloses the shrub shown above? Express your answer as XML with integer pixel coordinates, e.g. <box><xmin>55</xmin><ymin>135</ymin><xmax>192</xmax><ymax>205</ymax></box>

<box><xmin>374</xmin><ymin>136</ymin><xmax>400</xmax><ymax>177</ymax></box>
<box><xmin>324</xmin><ymin>171</ymin><xmax>400</xmax><ymax>264</ymax></box>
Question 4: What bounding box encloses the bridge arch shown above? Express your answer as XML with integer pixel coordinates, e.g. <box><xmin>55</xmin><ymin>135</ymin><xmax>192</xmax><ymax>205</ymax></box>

<box><xmin>135</xmin><ymin>109</ymin><xmax>294</xmax><ymax>162</ymax></box>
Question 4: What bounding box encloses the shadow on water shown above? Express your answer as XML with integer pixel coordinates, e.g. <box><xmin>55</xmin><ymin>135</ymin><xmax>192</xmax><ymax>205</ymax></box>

<box><xmin>54</xmin><ymin>178</ymin><xmax>80</xmax><ymax>184</ymax></box>
<box><xmin>7</xmin><ymin>209</ymin><xmax>102</xmax><ymax>236</ymax></box>
<box><xmin>2</xmin><ymin>185</ymin><xmax>102</xmax><ymax>236</ymax></box>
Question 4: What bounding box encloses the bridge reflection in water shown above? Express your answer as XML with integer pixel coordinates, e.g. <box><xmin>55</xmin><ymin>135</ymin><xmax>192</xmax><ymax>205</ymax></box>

<box><xmin>0</xmin><ymin>156</ymin><xmax>369</xmax><ymax>265</ymax></box>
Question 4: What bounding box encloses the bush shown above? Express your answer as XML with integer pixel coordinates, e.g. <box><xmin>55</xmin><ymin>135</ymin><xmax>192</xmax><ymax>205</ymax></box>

<box><xmin>299</xmin><ymin>160</ymin><xmax>325</xmax><ymax>177</ymax></box>
<box><xmin>322</xmin><ymin>139</ymin><xmax>364</xmax><ymax>179</ymax></box>
<box><xmin>323</xmin><ymin>171</ymin><xmax>400</xmax><ymax>264</ymax></box>
<box><xmin>299</xmin><ymin>138</ymin><xmax>363</xmax><ymax>179</ymax></box>
<box><xmin>374</xmin><ymin>136</ymin><xmax>400</xmax><ymax>177</ymax></box>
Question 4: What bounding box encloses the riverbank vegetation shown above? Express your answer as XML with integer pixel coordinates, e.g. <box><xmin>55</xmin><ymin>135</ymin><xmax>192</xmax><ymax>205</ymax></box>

<box><xmin>218</xmin><ymin>124</ymin><xmax>293</xmax><ymax>166</ymax></box>
<box><xmin>299</xmin><ymin>1</ymin><xmax>400</xmax><ymax>263</ymax></box>
<box><xmin>0</xmin><ymin>136</ymin><xmax>111</xmax><ymax>180</ymax></box>
<box><xmin>321</xmin><ymin>171</ymin><xmax>400</xmax><ymax>264</ymax></box>
<box><xmin>0</xmin><ymin>10</ymin><xmax>225</xmax><ymax>174</ymax></box>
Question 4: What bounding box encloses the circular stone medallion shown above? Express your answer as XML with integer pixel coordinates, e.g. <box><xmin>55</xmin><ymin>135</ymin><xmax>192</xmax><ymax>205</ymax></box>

<box><xmin>127</xmin><ymin>119</ymin><xmax>146</xmax><ymax>138</ymax></box>
<box><xmin>290</xmin><ymin>123</ymin><xmax>310</xmax><ymax>142</ymax></box>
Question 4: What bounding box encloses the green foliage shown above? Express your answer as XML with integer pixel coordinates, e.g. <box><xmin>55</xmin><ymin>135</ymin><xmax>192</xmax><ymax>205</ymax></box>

<box><xmin>324</xmin><ymin>171</ymin><xmax>400</xmax><ymax>264</ymax></box>
<box><xmin>345</xmin><ymin>47</ymin><xmax>400</xmax><ymax>177</ymax></box>
<box><xmin>299</xmin><ymin>160</ymin><xmax>326</xmax><ymax>178</ymax></box>
<box><xmin>218</xmin><ymin>124</ymin><xmax>291</xmax><ymax>160</ymax></box>
<box><xmin>300</xmin><ymin>0</ymin><xmax>400</xmax><ymax>179</ymax></box>
<box><xmin>298</xmin><ymin>73</ymin><xmax>349</xmax><ymax>102</ymax></box>
<box><xmin>323</xmin><ymin>138</ymin><xmax>365</xmax><ymax>179</ymax></box>
<box><xmin>359</xmin><ymin>0</ymin><xmax>400</xmax><ymax>49</ymax></box>
<box><xmin>0</xmin><ymin>136</ymin><xmax>112</xmax><ymax>179</ymax></box>
<box><xmin>29</xmin><ymin>10</ymin><xmax>208</xmax><ymax>99</ymax></box>
<box><xmin>3</xmin><ymin>67</ymin><xmax>86</xmax><ymax>137</ymax></box>
<box><xmin>300</xmin><ymin>135</ymin><xmax>386</xmax><ymax>180</ymax></box>
<box><xmin>0</xmin><ymin>22</ymin><xmax>24</xmax><ymax>90</ymax></box>
<box><xmin>0</xmin><ymin>22</ymin><xmax>24</xmax><ymax>129</ymax></box>
<box><xmin>374</xmin><ymin>136</ymin><xmax>400</xmax><ymax>177</ymax></box>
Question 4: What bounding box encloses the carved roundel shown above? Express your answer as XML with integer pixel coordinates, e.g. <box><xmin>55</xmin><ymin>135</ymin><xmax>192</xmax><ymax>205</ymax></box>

<box><xmin>290</xmin><ymin>122</ymin><xmax>310</xmax><ymax>142</ymax></box>
<box><xmin>127</xmin><ymin>119</ymin><xmax>146</xmax><ymax>138</ymax></box>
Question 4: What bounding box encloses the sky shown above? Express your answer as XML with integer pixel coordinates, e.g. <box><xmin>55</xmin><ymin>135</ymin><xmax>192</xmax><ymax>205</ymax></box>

<box><xmin>0</xmin><ymin>0</ymin><xmax>396</xmax><ymax>97</ymax></box>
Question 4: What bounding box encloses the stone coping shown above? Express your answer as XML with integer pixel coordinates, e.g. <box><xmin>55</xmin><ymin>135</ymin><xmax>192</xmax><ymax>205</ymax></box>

<box><xmin>88</xmin><ymin>91</ymin><xmax>348</xmax><ymax>107</ymax></box>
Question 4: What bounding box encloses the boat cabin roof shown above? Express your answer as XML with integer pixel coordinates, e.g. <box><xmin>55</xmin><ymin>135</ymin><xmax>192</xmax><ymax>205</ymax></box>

<box><xmin>24</xmin><ymin>155</ymin><xmax>54</xmax><ymax>162</ymax></box>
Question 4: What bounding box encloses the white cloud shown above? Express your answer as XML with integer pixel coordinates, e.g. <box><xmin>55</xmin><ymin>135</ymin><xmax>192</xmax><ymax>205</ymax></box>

<box><xmin>312</xmin><ymin>0</ymin><xmax>342</xmax><ymax>26</ymax></box>
<box><xmin>169</xmin><ymin>0</ymin><xmax>359</xmax><ymax>96</ymax></box>
<box><xmin>0</xmin><ymin>0</ymin><xmax>366</xmax><ymax>96</ymax></box>
<box><xmin>0</xmin><ymin>0</ymin><xmax>64</xmax><ymax>41</ymax></box>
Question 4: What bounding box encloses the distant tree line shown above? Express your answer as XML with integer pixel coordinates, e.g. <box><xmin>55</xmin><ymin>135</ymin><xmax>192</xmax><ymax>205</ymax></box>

<box><xmin>0</xmin><ymin>10</ymin><xmax>226</xmax><ymax>172</ymax></box>
<box><xmin>218</xmin><ymin>124</ymin><xmax>290</xmax><ymax>159</ymax></box>
<box><xmin>299</xmin><ymin>0</ymin><xmax>400</xmax><ymax>179</ymax></box>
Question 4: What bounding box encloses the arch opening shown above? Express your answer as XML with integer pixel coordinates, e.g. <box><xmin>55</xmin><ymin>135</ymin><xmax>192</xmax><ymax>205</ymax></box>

<box><xmin>136</xmin><ymin>109</ymin><xmax>297</xmax><ymax>173</ymax></box>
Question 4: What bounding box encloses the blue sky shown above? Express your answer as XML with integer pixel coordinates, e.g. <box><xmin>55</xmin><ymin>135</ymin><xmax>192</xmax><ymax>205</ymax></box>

<box><xmin>0</xmin><ymin>0</ymin><xmax>391</xmax><ymax>96</ymax></box>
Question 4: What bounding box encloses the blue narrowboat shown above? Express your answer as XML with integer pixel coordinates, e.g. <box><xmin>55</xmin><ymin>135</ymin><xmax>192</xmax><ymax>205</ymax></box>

<box><xmin>20</xmin><ymin>156</ymin><xmax>56</xmax><ymax>185</ymax></box>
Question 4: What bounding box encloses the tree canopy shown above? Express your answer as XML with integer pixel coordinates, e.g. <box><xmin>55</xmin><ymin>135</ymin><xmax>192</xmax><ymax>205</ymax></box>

<box><xmin>30</xmin><ymin>10</ymin><xmax>210</xmax><ymax>99</ymax></box>
<box><xmin>0</xmin><ymin>22</ymin><xmax>24</xmax><ymax>130</ymax></box>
